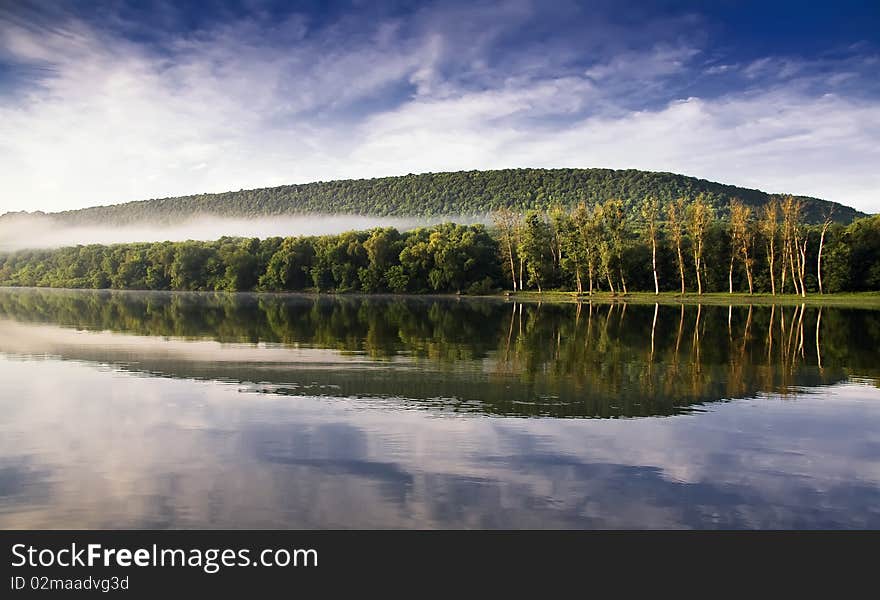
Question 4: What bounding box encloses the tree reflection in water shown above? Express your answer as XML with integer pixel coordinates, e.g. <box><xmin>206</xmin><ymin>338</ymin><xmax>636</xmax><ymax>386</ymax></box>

<box><xmin>0</xmin><ymin>288</ymin><xmax>877</xmax><ymax>418</ymax></box>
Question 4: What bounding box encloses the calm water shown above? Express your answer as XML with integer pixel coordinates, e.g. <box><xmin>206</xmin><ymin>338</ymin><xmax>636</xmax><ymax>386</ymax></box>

<box><xmin>0</xmin><ymin>288</ymin><xmax>878</xmax><ymax>529</ymax></box>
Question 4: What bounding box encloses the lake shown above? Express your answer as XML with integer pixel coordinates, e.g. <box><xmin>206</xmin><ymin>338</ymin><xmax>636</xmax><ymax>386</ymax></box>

<box><xmin>0</xmin><ymin>287</ymin><xmax>878</xmax><ymax>528</ymax></box>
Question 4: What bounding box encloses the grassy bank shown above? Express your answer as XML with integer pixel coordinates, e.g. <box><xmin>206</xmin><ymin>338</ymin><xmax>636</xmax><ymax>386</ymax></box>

<box><xmin>496</xmin><ymin>290</ymin><xmax>880</xmax><ymax>307</ymax></box>
<box><xmin>3</xmin><ymin>285</ymin><xmax>880</xmax><ymax>308</ymax></box>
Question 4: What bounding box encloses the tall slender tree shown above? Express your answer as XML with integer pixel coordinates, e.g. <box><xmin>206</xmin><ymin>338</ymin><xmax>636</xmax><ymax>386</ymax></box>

<box><xmin>593</xmin><ymin>202</ymin><xmax>615</xmax><ymax>294</ymax></box>
<box><xmin>760</xmin><ymin>199</ymin><xmax>779</xmax><ymax>295</ymax></box>
<box><xmin>688</xmin><ymin>194</ymin><xmax>713</xmax><ymax>295</ymax></box>
<box><xmin>730</xmin><ymin>200</ymin><xmax>755</xmax><ymax>294</ymax></box>
<box><xmin>493</xmin><ymin>207</ymin><xmax>521</xmax><ymax>292</ymax></box>
<box><xmin>579</xmin><ymin>203</ymin><xmax>601</xmax><ymax>295</ymax></box>
<box><xmin>781</xmin><ymin>196</ymin><xmax>806</xmax><ymax>296</ymax></box>
<box><xmin>728</xmin><ymin>201</ymin><xmax>740</xmax><ymax>294</ymax></box>
<box><xmin>817</xmin><ymin>208</ymin><xmax>834</xmax><ymax>294</ymax></box>
<box><xmin>548</xmin><ymin>204</ymin><xmax>567</xmax><ymax>270</ymax></box>
<box><xmin>599</xmin><ymin>199</ymin><xmax>629</xmax><ymax>294</ymax></box>
<box><xmin>556</xmin><ymin>210</ymin><xmax>581</xmax><ymax>294</ymax></box>
<box><xmin>641</xmin><ymin>196</ymin><xmax>660</xmax><ymax>295</ymax></box>
<box><xmin>667</xmin><ymin>197</ymin><xmax>687</xmax><ymax>295</ymax></box>
<box><xmin>518</xmin><ymin>211</ymin><xmax>553</xmax><ymax>293</ymax></box>
<box><xmin>566</xmin><ymin>203</ymin><xmax>595</xmax><ymax>295</ymax></box>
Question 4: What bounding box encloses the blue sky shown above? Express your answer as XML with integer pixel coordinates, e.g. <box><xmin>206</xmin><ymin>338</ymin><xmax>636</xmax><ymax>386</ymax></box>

<box><xmin>1</xmin><ymin>0</ymin><xmax>878</xmax><ymax>213</ymax></box>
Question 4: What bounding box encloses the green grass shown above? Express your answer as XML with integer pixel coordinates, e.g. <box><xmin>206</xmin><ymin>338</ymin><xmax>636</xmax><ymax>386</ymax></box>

<box><xmin>494</xmin><ymin>290</ymin><xmax>880</xmax><ymax>307</ymax></box>
<box><xmin>4</xmin><ymin>284</ymin><xmax>880</xmax><ymax>308</ymax></box>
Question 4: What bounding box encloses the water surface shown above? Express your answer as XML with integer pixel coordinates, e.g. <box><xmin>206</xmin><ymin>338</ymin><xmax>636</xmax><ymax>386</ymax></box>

<box><xmin>0</xmin><ymin>288</ymin><xmax>878</xmax><ymax>528</ymax></box>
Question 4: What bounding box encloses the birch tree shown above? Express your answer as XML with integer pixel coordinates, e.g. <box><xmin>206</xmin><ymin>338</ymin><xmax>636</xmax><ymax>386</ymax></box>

<box><xmin>667</xmin><ymin>197</ymin><xmax>687</xmax><ymax>295</ymax></box>
<box><xmin>730</xmin><ymin>200</ymin><xmax>755</xmax><ymax>294</ymax></box>
<box><xmin>688</xmin><ymin>194</ymin><xmax>713</xmax><ymax>295</ymax></box>
<box><xmin>781</xmin><ymin>196</ymin><xmax>806</xmax><ymax>296</ymax></box>
<box><xmin>817</xmin><ymin>209</ymin><xmax>834</xmax><ymax>294</ymax></box>
<box><xmin>492</xmin><ymin>207</ymin><xmax>520</xmax><ymax>292</ymax></box>
<box><xmin>641</xmin><ymin>196</ymin><xmax>660</xmax><ymax>295</ymax></box>
<box><xmin>760</xmin><ymin>199</ymin><xmax>779</xmax><ymax>295</ymax></box>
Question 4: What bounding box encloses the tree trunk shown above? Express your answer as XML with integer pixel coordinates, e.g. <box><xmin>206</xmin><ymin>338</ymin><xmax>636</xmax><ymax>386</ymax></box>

<box><xmin>619</xmin><ymin>268</ymin><xmax>628</xmax><ymax>295</ymax></box>
<box><xmin>817</xmin><ymin>224</ymin><xmax>829</xmax><ymax>294</ymax></box>
<box><xmin>780</xmin><ymin>253</ymin><xmax>787</xmax><ymax>294</ymax></box>
<box><xmin>798</xmin><ymin>239</ymin><xmax>807</xmax><ymax>297</ymax></box>
<box><xmin>728</xmin><ymin>254</ymin><xmax>735</xmax><ymax>294</ymax></box>
<box><xmin>745</xmin><ymin>254</ymin><xmax>754</xmax><ymax>294</ymax></box>
<box><xmin>506</xmin><ymin>238</ymin><xmax>517</xmax><ymax>291</ymax></box>
<box><xmin>788</xmin><ymin>242</ymin><xmax>800</xmax><ymax>296</ymax></box>
<box><xmin>587</xmin><ymin>262</ymin><xmax>594</xmax><ymax>296</ymax></box>
<box><xmin>768</xmin><ymin>245</ymin><xmax>776</xmax><ymax>295</ymax></box>
<box><xmin>518</xmin><ymin>256</ymin><xmax>524</xmax><ymax>291</ymax></box>
<box><xmin>605</xmin><ymin>268</ymin><xmax>615</xmax><ymax>294</ymax></box>
<box><xmin>677</xmin><ymin>245</ymin><xmax>685</xmax><ymax>295</ymax></box>
<box><xmin>652</xmin><ymin>236</ymin><xmax>659</xmax><ymax>295</ymax></box>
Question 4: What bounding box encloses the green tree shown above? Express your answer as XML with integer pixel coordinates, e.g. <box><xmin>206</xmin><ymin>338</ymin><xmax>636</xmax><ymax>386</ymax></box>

<box><xmin>492</xmin><ymin>207</ymin><xmax>521</xmax><ymax>291</ymax></box>
<box><xmin>667</xmin><ymin>197</ymin><xmax>687</xmax><ymax>294</ymax></box>
<box><xmin>640</xmin><ymin>196</ymin><xmax>660</xmax><ymax>295</ymax></box>
<box><xmin>687</xmin><ymin>194</ymin><xmax>713</xmax><ymax>295</ymax></box>
<box><xmin>759</xmin><ymin>199</ymin><xmax>779</xmax><ymax>295</ymax></box>
<box><xmin>170</xmin><ymin>243</ymin><xmax>214</xmax><ymax>290</ymax></box>
<box><xmin>517</xmin><ymin>211</ymin><xmax>553</xmax><ymax>293</ymax></box>
<box><xmin>261</xmin><ymin>237</ymin><xmax>315</xmax><ymax>290</ymax></box>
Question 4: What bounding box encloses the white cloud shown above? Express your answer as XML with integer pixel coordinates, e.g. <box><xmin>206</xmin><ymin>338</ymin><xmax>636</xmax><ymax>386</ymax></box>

<box><xmin>584</xmin><ymin>44</ymin><xmax>700</xmax><ymax>82</ymax></box>
<box><xmin>0</xmin><ymin>9</ymin><xmax>877</xmax><ymax>216</ymax></box>
<box><xmin>346</xmin><ymin>83</ymin><xmax>880</xmax><ymax>211</ymax></box>
<box><xmin>510</xmin><ymin>91</ymin><xmax>880</xmax><ymax>209</ymax></box>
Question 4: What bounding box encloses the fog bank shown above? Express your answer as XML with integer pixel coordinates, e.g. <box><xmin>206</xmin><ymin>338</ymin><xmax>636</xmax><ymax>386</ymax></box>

<box><xmin>0</xmin><ymin>214</ymin><xmax>487</xmax><ymax>251</ymax></box>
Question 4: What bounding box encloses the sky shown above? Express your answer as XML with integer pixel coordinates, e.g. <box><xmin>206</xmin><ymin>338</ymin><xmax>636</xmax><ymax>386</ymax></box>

<box><xmin>0</xmin><ymin>0</ymin><xmax>878</xmax><ymax>215</ymax></box>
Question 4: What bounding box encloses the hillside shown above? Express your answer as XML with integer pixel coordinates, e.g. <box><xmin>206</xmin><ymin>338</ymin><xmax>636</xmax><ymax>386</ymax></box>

<box><xmin>3</xmin><ymin>168</ymin><xmax>867</xmax><ymax>225</ymax></box>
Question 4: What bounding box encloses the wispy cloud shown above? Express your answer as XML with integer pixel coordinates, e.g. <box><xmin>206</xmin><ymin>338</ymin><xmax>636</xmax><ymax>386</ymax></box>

<box><xmin>0</xmin><ymin>1</ymin><xmax>877</xmax><ymax>214</ymax></box>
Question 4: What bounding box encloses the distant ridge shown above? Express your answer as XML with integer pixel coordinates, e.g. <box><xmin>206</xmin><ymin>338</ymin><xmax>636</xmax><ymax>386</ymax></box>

<box><xmin>2</xmin><ymin>168</ymin><xmax>866</xmax><ymax>225</ymax></box>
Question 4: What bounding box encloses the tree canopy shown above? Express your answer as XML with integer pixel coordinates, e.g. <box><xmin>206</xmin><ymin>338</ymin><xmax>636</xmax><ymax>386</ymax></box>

<box><xmin>2</xmin><ymin>168</ymin><xmax>864</xmax><ymax>227</ymax></box>
<box><xmin>1</xmin><ymin>211</ymin><xmax>878</xmax><ymax>295</ymax></box>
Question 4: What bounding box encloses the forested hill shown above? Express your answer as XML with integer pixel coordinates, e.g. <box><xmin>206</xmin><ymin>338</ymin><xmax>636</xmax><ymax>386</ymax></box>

<box><xmin>5</xmin><ymin>168</ymin><xmax>867</xmax><ymax>225</ymax></box>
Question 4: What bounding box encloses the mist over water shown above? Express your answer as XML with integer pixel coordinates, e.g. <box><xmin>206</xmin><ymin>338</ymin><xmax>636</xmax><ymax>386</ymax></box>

<box><xmin>0</xmin><ymin>213</ymin><xmax>487</xmax><ymax>251</ymax></box>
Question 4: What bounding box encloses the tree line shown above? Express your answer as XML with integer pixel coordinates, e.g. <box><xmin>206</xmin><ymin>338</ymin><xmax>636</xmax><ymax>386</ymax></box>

<box><xmin>3</xmin><ymin>168</ymin><xmax>859</xmax><ymax>225</ymax></box>
<box><xmin>0</xmin><ymin>223</ymin><xmax>500</xmax><ymax>294</ymax></box>
<box><xmin>494</xmin><ymin>196</ymin><xmax>879</xmax><ymax>295</ymax></box>
<box><xmin>0</xmin><ymin>198</ymin><xmax>877</xmax><ymax>294</ymax></box>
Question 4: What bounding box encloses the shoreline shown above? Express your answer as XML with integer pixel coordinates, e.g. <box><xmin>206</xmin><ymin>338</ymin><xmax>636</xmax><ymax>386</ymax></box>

<box><xmin>2</xmin><ymin>285</ymin><xmax>880</xmax><ymax>308</ymax></box>
<box><xmin>493</xmin><ymin>290</ymin><xmax>880</xmax><ymax>307</ymax></box>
